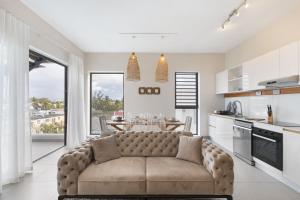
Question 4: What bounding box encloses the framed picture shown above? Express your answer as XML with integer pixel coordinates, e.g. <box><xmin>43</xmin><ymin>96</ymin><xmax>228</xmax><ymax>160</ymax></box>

<box><xmin>138</xmin><ymin>87</ymin><xmax>161</xmax><ymax>95</ymax></box>
<box><xmin>153</xmin><ymin>87</ymin><xmax>160</xmax><ymax>95</ymax></box>
<box><xmin>138</xmin><ymin>87</ymin><xmax>146</xmax><ymax>94</ymax></box>
<box><xmin>146</xmin><ymin>87</ymin><xmax>153</xmax><ymax>94</ymax></box>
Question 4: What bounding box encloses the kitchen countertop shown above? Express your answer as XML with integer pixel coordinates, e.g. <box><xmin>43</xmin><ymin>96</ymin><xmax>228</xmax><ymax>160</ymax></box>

<box><xmin>209</xmin><ymin>113</ymin><xmax>300</xmax><ymax>134</ymax></box>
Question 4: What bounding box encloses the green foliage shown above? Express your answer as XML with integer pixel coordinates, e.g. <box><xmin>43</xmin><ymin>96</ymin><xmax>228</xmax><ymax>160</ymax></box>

<box><xmin>31</xmin><ymin>97</ymin><xmax>64</xmax><ymax>110</ymax></box>
<box><xmin>91</xmin><ymin>91</ymin><xmax>123</xmax><ymax>115</ymax></box>
<box><xmin>40</xmin><ymin>122</ymin><xmax>64</xmax><ymax>134</ymax></box>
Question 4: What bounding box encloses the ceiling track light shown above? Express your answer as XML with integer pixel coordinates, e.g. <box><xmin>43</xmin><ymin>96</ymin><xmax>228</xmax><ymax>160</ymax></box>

<box><xmin>220</xmin><ymin>0</ymin><xmax>248</xmax><ymax>31</ymax></box>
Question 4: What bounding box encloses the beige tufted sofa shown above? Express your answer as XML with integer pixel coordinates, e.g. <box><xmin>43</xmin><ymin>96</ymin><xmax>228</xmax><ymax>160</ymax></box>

<box><xmin>57</xmin><ymin>131</ymin><xmax>234</xmax><ymax>197</ymax></box>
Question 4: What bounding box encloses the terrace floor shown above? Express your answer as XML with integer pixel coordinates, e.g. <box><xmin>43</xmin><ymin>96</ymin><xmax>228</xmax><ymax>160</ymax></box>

<box><xmin>32</xmin><ymin>141</ymin><xmax>64</xmax><ymax>161</ymax></box>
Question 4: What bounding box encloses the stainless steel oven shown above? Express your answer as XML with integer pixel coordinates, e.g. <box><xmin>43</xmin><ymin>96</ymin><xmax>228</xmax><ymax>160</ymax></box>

<box><xmin>233</xmin><ymin>120</ymin><xmax>255</xmax><ymax>166</ymax></box>
<box><xmin>252</xmin><ymin>127</ymin><xmax>283</xmax><ymax>170</ymax></box>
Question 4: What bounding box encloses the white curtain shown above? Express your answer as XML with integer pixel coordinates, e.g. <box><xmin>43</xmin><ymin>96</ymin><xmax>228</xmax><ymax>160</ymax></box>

<box><xmin>0</xmin><ymin>9</ymin><xmax>32</xmax><ymax>191</ymax></box>
<box><xmin>67</xmin><ymin>54</ymin><xmax>86</xmax><ymax>148</ymax></box>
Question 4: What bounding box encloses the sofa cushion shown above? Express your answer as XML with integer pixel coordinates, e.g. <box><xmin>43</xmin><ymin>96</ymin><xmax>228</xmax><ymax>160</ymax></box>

<box><xmin>78</xmin><ymin>157</ymin><xmax>146</xmax><ymax>195</ymax></box>
<box><xmin>146</xmin><ymin>157</ymin><xmax>214</xmax><ymax>194</ymax></box>
<box><xmin>91</xmin><ymin>135</ymin><xmax>121</xmax><ymax>164</ymax></box>
<box><xmin>176</xmin><ymin>135</ymin><xmax>203</xmax><ymax>164</ymax></box>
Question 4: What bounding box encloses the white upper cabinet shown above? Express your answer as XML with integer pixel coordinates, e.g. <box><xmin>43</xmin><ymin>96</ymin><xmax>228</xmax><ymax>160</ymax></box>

<box><xmin>216</xmin><ymin>70</ymin><xmax>228</xmax><ymax>94</ymax></box>
<box><xmin>243</xmin><ymin>50</ymin><xmax>280</xmax><ymax>90</ymax></box>
<box><xmin>279</xmin><ymin>41</ymin><xmax>299</xmax><ymax>77</ymax></box>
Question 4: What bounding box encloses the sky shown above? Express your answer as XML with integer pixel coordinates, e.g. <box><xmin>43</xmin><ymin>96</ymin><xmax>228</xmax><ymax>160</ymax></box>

<box><xmin>29</xmin><ymin>63</ymin><xmax>123</xmax><ymax>101</ymax></box>
<box><xmin>29</xmin><ymin>63</ymin><xmax>65</xmax><ymax>101</ymax></box>
<box><xmin>92</xmin><ymin>73</ymin><xmax>123</xmax><ymax>100</ymax></box>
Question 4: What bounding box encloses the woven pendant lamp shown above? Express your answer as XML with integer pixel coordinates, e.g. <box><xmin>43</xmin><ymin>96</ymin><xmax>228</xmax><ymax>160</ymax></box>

<box><xmin>126</xmin><ymin>52</ymin><xmax>140</xmax><ymax>81</ymax></box>
<box><xmin>155</xmin><ymin>54</ymin><xmax>168</xmax><ymax>82</ymax></box>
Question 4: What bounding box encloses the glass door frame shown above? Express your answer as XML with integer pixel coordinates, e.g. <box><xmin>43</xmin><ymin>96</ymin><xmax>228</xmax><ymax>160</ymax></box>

<box><xmin>29</xmin><ymin>50</ymin><xmax>68</xmax><ymax>146</ymax></box>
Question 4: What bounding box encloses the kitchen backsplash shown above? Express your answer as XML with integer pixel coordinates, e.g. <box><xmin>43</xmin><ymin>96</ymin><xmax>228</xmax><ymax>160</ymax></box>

<box><xmin>225</xmin><ymin>93</ymin><xmax>300</xmax><ymax>124</ymax></box>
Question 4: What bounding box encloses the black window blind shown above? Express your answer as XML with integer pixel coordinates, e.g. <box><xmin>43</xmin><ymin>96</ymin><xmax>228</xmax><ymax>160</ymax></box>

<box><xmin>175</xmin><ymin>72</ymin><xmax>198</xmax><ymax>109</ymax></box>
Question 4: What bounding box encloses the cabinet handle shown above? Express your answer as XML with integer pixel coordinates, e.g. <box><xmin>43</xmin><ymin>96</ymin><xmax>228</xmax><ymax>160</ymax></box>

<box><xmin>252</xmin><ymin>133</ymin><xmax>277</xmax><ymax>143</ymax></box>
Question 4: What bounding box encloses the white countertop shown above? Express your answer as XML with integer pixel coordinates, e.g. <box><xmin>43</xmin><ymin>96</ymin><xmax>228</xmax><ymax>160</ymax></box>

<box><xmin>209</xmin><ymin>113</ymin><xmax>300</xmax><ymax>134</ymax></box>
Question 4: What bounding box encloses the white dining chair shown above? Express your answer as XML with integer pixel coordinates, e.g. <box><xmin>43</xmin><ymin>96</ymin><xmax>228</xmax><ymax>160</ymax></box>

<box><xmin>183</xmin><ymin>116</ymin><xmax>192</xmax><ymax>132</ymax></box>
<box><xmin>99</xmin><ymin>116</ymin><xmax>115</xmax><ymax>136</ymax></box>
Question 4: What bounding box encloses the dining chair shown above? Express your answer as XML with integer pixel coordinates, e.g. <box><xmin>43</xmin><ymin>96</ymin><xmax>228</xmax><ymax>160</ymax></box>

<box><xmin>99</xmin><ymin>116</ymin><xmax>115</xmax><ymax>136</ymax></box>
<box><xmin>183</xmin><ymin>116</ymin><xmax>192</xmax><ymax>132</ymax></box>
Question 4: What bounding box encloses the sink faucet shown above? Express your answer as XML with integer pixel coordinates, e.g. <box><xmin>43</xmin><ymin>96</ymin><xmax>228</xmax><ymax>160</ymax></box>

<box><xmin>233</xmin><ymin>100</ymin><xmax>243</xmax><ymax>117</ymax></box>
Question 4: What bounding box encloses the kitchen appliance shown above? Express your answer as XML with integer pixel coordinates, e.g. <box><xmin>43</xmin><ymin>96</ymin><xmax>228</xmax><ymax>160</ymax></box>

<box><xmin>258</xmin><ymin>75</ymin><xmax>299</xmax><ymax>88</ymax></box>
<box><xmin>252</xmin><ymin>127</ymin><xmax>283</xmax><ymax>170</ymax></box>
<box><xmin>233</xmin><ymin>119</ymin><xmax>255</xmax><ymax>165</ymax></box>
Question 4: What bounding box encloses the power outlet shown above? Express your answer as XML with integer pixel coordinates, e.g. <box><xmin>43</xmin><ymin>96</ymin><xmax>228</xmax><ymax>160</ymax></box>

<box><xmin>256</xmin><ymin>91</ymin><xmax>262</xmax><ymax>96</ymax></box>
<box><xmin>272</xmin><ymin>89</ymin><xmax>280</xmax><ymax>95</ymax></box>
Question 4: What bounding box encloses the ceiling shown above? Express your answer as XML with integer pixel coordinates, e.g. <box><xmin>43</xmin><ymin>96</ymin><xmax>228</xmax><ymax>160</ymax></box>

<box><xmin>21</xmin><ymin>0</ymin><xmax>300</xmax><ymax>53</ymax></box>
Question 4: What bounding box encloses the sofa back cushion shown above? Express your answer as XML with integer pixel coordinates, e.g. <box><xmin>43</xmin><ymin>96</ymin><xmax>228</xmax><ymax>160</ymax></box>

<box><xmin>176</xmin><ymin>135</ymin><xmax>203</xmax><ymax>164</ymax></box>
<box><xmin>91</xmin><ymin>135</ymin><xmax>121</xmax><ymax>164</ymax></box>
<box><xmin>114</xmin><ymin>131</ymin><xmax>192</xmax><ymax>157</ymax></box>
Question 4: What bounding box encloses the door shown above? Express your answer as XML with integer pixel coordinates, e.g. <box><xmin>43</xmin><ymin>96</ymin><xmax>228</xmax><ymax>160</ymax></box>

<box><xmin>216</xmin><ymin>70</ymin><xmax>228</xmax><ymax>94</ymax></box>
<box><xmin>29</xmin><ymin>50</ymin><xmax>67</xmax><ymax>161</ymax></box>
<box><xmin>243</xmin><ymin>50</ymin><xmax>280</xmax><ymax>90</ymax></box>
<box><xmin>215</xmin><ymin>117</ymin><xmax>234</xmax><ymax>152</ymax></box>
<box><xmin>279</xmin><ymin>41</ymin><xmax>299</xmax><ymax>77</ymax></box>
<box><xmin>283</xmin><ymin>130</ymin><xmax>300</xmax><ymax>186</ymax></box>
<box><xmin>233</xmin><ymin>125</ymin><xmax>252</xmax><ymax>161</ymax></box>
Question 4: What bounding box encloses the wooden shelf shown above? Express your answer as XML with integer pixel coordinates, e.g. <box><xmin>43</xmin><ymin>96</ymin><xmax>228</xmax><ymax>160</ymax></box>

<box><xmin>224</xmin><ymin>86</ymin><xmax>300</xmax><ymax>98</ymax></box>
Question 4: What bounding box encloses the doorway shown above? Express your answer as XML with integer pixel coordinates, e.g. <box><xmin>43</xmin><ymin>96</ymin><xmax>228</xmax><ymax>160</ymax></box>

<box><xmin>29</xmin><ymin>50</ymin><xmax>67</xmax><ymax>161</ymax></box>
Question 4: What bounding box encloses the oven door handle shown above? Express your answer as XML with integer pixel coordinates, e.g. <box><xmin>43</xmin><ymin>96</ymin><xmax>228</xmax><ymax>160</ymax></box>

<box><xmin>252</xmin><ymin>133</ymin><xmax>277</xmax><ymax>143</ymax></box>
<box><xmin>233</xmin><ymin>124</ymin><xmax>252</xmax><ymax>131</ymax></box>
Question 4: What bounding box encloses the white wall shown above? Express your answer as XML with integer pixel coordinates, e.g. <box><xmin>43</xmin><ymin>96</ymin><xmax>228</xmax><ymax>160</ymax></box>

<box><xmin>0</xmin><ymin>0</ymin><xmax>83</xmax><ymax>63</ymax></box>
<box><xmin>225</xmin><ymin>94</ymin><xmax>300</xmax><ymax>124</ymax></box>
<box><xmin>84</xmin><ymin>53</ymin><xmax>225</xmax><ymax>135</ymax></box>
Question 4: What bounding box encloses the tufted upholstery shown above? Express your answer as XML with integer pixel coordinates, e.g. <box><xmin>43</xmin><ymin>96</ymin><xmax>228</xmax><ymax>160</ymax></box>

<box><xmin>57</xmin><ymin>131</ymin><xmax>234</xmax><ymax>196</ymax></box>
<box><xmin>202</xmin><ymin>139</ymin><xmax>234</xmax><ymax>195</ymax></box>
<box><xmin>115</xmin><ymin>131</ymin><xmax>192</xmax><ymax>157</ymax></box>
<box><xmin>57</xmin><ymin>142</ymin><xmax>93</xmax><ymax>195</ymax></box>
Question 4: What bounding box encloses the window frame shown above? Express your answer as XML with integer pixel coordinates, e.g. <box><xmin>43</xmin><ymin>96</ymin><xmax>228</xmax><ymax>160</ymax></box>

<box><xmin>29</xmin><ymin>50</ymin><xmax>68</xmax><ymax>145</ymax></box>
<box><xmin>89</xmin><ymin>72</ymin><xmax>125</xmax><ymax>135</ymax></box>
<box><xmin>175</xmin><ymin>72</ymin><xmax>199</xmax><ymax>134</ymax></box>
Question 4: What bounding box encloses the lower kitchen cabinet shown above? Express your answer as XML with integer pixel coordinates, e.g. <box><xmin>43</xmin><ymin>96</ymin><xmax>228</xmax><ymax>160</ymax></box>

<box><xmin>283</xmin><ymin>130</ymin><xmax>300</xmax><ymax>187</ymax></box>
<box><xmin>209</xmin><ymin>115</ymin><xmax>234</xmax><ymax>152</ymax></box>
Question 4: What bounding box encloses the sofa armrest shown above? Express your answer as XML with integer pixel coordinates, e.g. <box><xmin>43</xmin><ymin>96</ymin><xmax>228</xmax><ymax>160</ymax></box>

<box><xmin>202</xmin><ymin>139</ymin><xmax>234</xmax><ymax>195</ymax></box>
<box><xmin>57</xmin><ymin>143</ymin><xmax>93</xmax><ymax>195</ymax></box>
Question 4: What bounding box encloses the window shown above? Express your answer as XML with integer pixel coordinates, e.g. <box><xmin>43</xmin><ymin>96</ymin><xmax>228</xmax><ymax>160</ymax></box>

<box><xmin>175</xmin><ymin>72</ymin><xmax>199</xmax><ymax>134</ymax></box>
<box><xmin>90</xmin><ymin>73</ymin><xmax>124</xmax><ymax>135</ymax></box>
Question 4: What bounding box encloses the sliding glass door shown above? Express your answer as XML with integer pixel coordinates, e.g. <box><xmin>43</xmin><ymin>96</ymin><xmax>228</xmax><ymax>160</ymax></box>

<box><xmin>90</xmin><ymin>73</ymin><xmax>124</xmax><ymax>135</ymax></box>
<box><xmin>29</xmin><ymin>50</ymin><xmax>67</xmax><ymax>161</ymax></box>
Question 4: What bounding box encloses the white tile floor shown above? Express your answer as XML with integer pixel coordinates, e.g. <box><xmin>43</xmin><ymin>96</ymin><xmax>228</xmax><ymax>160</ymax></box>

<box><xmin>1</xmin><ymin>148</ymin><xmax>300</xmax><ymax>200</ymax></box>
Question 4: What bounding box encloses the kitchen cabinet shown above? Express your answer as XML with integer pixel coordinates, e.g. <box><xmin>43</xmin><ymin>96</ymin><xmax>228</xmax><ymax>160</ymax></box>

<box><xmin>243</xmin><ymin>50</ymin><xmax>280</xmax><ymax>90</ymax></box>
<box><xmin>279</xmin><ymin>41</ymin><xmax>299</xmax><ymax>78</ymax></box>
<box><xmin>209</xmin><ymin>115</ymin><xmax>233</xmax><ymax>152</ymax></box>
<box><xmin>216</xmin><ymin>70</ymin><xmax>228</xmax><ymax>94</ymax></box>
<box><xmin>283</xmin><ymin>130</ymin><xmax>300</xmax><ymax>187</ymax></box>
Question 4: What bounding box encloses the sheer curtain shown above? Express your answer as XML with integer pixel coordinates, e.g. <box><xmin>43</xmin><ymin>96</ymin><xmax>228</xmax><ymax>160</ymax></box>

<box><xmin>0</xmin><ymin>9</ymin><xmax>32</xmax><ymax>191</ymax></box>
<box><xmin>67</xmin><ymin>54</ymin><xmax>86</xmax><ymax>148</ymax></box>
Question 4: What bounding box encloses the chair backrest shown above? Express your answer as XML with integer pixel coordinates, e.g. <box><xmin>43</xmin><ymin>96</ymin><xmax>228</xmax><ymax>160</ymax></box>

<box><xmin>114</xmin><ymin>131</ymin><xmax>193</xmax><ymax>157</ymax></box>
<box><xmin>183</xmin><ymin>116</ymin><xmax>192</xmax><ymax>132</ymax></box>
<box><xmin>99</xmin><ymin>116</ymin><xmax>108</xmax><ymax>131</ymax></box>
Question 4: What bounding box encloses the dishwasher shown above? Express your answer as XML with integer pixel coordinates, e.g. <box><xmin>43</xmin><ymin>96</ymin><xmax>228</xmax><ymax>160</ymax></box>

<box><xmin>233</xmin><ymin>119</ymin><xmax>255</xmax><ymax>166</ymax></box>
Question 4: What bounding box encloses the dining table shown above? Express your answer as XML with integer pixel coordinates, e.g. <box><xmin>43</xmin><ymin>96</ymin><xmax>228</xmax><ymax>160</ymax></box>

<box><xmin>106</xmin><ymin>120</ymin><xmax>185</xmax><ymax>131</ymax></box>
